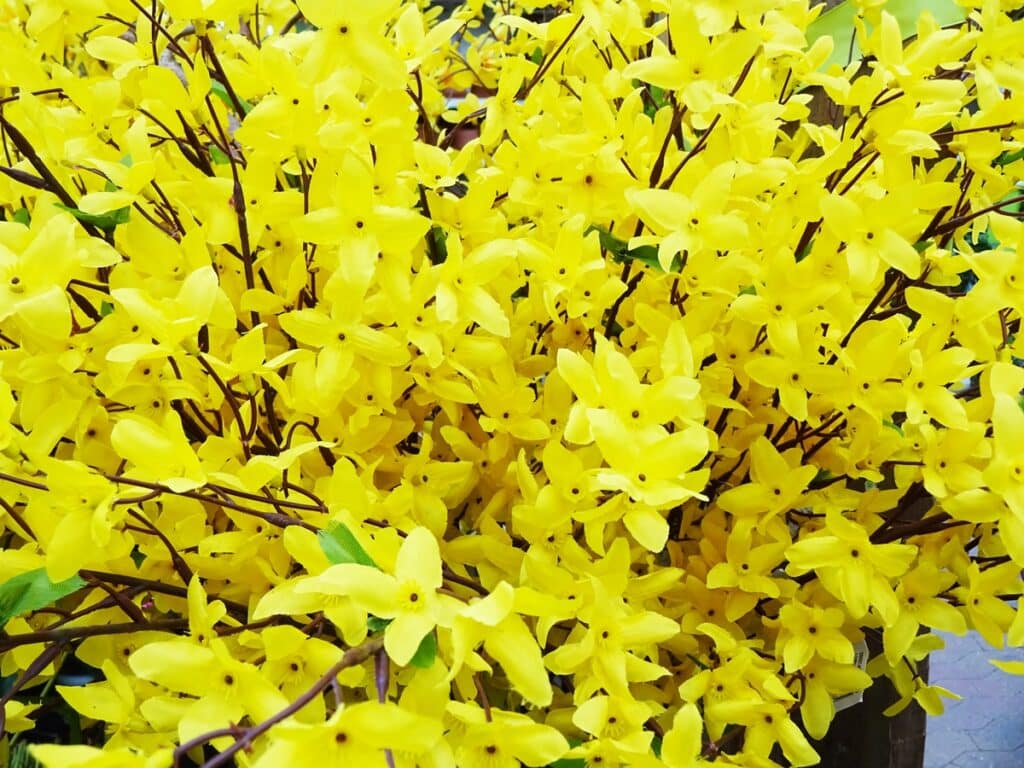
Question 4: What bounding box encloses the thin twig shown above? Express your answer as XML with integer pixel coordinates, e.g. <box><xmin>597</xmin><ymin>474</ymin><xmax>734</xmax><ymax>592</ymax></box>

<box><xmin>180</xmin><ymin>636</ymin><xmax>385</xmax><ymax>768</ymax></box>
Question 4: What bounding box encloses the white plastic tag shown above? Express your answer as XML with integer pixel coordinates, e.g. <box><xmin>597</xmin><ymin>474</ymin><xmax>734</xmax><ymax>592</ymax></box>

<box><xmin>833</xmin><ymin>639</ymin><xmax>869</xmax><ymax>713</ymax></box>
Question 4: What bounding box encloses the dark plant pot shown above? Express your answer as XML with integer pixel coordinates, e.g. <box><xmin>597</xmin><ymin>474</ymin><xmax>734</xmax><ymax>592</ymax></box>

<box><xmin>812</xmin><ymin>656</ymin><xmax>929</xmax><ymax>768</ymax></box>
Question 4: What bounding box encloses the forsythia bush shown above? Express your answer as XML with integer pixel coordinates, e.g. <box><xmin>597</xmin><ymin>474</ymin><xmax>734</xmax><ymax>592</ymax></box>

<box><xmin>1</xmin><ymin>0</ymin><xmax>1024</xmax><ymax>765</ymax></box>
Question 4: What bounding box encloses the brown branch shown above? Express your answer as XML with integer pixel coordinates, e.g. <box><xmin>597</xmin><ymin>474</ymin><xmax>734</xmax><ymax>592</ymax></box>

<box><xmin>473</xmin><ymin>672</ymin><xmax>493</xmax><ymax>722</ymax></box>
<box><xmin>0</xmin><ymin>618</ymin><xmax>187</xmax><ymax>653</ymax></box>
<box><xmin>0</xmin><ymin>166</ymin><xmax>48</xmax><ymax>190</ymax></box>
<box><xmin>127</xmin><ymin>509</ymin><xmax>195</xmax><ymax>584</ymax></box>
<box><xmin>0</xmin><ymin>643</ymin><xmax>63</xmax><ymax>734</ymax></box>
<box><xmin>197</xmin><ymin>354</ymin><xmax>252</xmax><ymax>460</ymax></box>
<box><xmin>178</xmin><ymin>636</ymin><xmax>385</xmax><ymax>768</ymax></box>
<box><xmin>0</xmin><ymin>116</ymin><xmax>102</xmax><ymax>238</ymax></box>
<box><xmin>520</xmin><ymin>15</ymin><xmax>585</xmax><ymax>98</ymax></box>
<box><xmin>200</xmin><ymin>35</ymin><xmax>249</xmax><ymax>119</ymax></box>
<box><xmin>0</xmin><ymin>496</ymin><xmax>35</xmax><ymax>539</ymax></box>
<box><xmin>82</xmin><ymin>576</ymin><xmax>148</xmax><ymax>624</ymax></box>
<box><xmin>127</xmin><ymin>0</ymin><xmax>195</xmax><ymax>66</ymax></box>
<box><xmin>932</xmin><ymin>193</ymin><xmax>1024</xmax><ymax>237</ymax></box>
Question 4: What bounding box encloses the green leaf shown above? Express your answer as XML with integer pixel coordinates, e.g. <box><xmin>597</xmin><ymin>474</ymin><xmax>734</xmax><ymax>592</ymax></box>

<box><xmin>812</xmin><ymin>468</ymin><xmax>834</xmax><ymax>484</ymax></box>
<box><xmin>641</xmin><ymin>84</ymin><xmax>669</xmax><ymax>118</ymax></box>
<box><xmin>530</xmin><ymin>46</ymin><xmax>544</xmax><ymax>65</ymax></box>
<box><xmin>883</xmin><ymin>418</ymin><xmax>904</xmax><ymax>436</ymax></box>
<box><xmin>209</xmin><ymin>145</ymin><xmax>231</xmax><ymax>165</ymax></box>
<box><xmin>318</xmin><ymin>522</ymin><xmax>377</xmax><ymax>567</ymax></box>
<box><xmin>806</xmin><ymin>1</ymin><xmax>860</xmax><ymax>69</ymax></box>
<box><xmin>427</xmin><ymin>226</ymin><xmax>448</xmax><ymax>264</ymax></box>
<box><xmin>625</xmin><ymin>244</ymin><xmax>662</xmax><ymax>270</ymax></box>
<box><xmin>100</xmin><ymin>300</ymin><xmax>115</xmax><ymax>317</ymax></box>
<box><xmin>367</xmin><ymin>616</ymin><xmax>392</xmax><ymax>633</ymax></box>
<box><xmin>807</xmin><ymin>0</ymin><xmax>966</xmax><ymax>71</ymax></box>
<box><xmin>996</xmin><ymin>148</ymin><xmax>1024</xmax><ymax>167</ymax></box>
<box><xmin>0</xmin><ymin>569</ymin><xmax>86</xmax><ymax>627</ymax></box>
<box><xmin>588</xmin><ymin>224</ymin><xmax>626</xmax><ymax>254</ymax></box>
<box><xmin>12</xmin><ymin>208</ymin><xmax>30</xmax><ymax>226</ymax></box>
<box><xmin>210</xmin><ymin>80</ymin><xmax>253</xmax><ymax>114</ymax></box>
<box><xmin>10</xmin><ymin>741</ymin><xmax>42</xmax><ymax>768</ymax></box>
<box><xmin>651</xmin><ymin>735</ymin><xmax>663</xmax><ymax>758</ymax></box>
<box><xmin>738</xmin><ymin>284</ymin><xmax>757</xmax><ymax>296</ymax></box>
<box><xmin>587</xmin><ymin>225</ymin><xmax>663</xmax><ymax>270</ymax></box>
<box><xmin>409</xmin><ymin>631</ymin><xmax>437</xmax><ymax>669</ymax></box>
<box><xmin>54</xmin><ymin>203</ymin><xmax>130</xmax><ymax>231</ymax></box>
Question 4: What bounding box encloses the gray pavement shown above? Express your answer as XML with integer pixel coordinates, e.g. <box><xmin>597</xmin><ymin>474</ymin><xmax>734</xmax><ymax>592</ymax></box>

<box><xmin>925</xmin><ymin>632</ymin><xmax>1024</xmax><ymax>768</ymax></box>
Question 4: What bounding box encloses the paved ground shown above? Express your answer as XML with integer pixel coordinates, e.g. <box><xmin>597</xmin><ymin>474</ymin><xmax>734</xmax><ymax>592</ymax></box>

<box><xmin>924</xmin><ymin>632</ymin><xmax>1024</xmax><ymax>768</ymax></box>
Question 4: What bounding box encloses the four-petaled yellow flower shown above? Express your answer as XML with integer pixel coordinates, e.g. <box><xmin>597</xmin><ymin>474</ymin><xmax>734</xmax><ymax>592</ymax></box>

<box><xmin>301</xmin><ymin>527</ymin><xmax>453</xmax><ymax>665</ymax></box>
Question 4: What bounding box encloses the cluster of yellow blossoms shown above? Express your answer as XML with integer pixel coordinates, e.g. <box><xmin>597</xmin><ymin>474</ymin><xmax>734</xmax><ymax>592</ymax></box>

<box><xmin>1</xmin><ymin>0</ymin><xmax>1023</xmax><ymax>765</ymax></box>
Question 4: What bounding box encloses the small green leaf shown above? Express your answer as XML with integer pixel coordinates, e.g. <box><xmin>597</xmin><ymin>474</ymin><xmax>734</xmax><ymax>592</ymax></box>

<box><xmin>12</xmin><ymin>208</ymin><xmax>30</xmax><ymax>226</ymax></box>
<box><xmin>318</xmin><ymin>522</ymin><xmax>377</xmax><ymax>567</ymax></box>
<box><xmin>367</xmin><ymin>616</ymin><xmax>392</xmax><ymax>633</ymax></box>
<box><xmin>883</xmin><ymin>418</ymin><xmax>904</xmax><ymax>436</ymax></box>
<box><xmin>100</xmin><ymin>300</ymin><xmax>115</xmax><ymax>317</ymax></box>
<box><xmin>641</xmin><ymin>84</ymin><xmax>670</xmax><ymax>118</ymax></box>
<box><xmin>209</xmin><ymin>145</ymin><xmax>231</xmax><ymax>165</ymax></box>
<box><xmin>427</xmin><ymin>226</ymin><xmax>448</xmax><ymax>264</ymax></box>
<box><xmin>587</xmin><ymin>224</ymin><xmax>627</xmax><ymax>254</ymax></box>
<box><xmin>0</xmin><ymin>569</ymin><xmax>86</xmax><ymax>627</ymax></box>
<box><xmin>625</xmin><ymin>244</ymin><xmax>662</xmax><ymax>270</ymax></box>
<box><xmin>54</xmin><ymin>203</ymin><xmax>130</xmax><ymax>231</ymax></box>
<box><xmin>738</xmin><ymin>284</ymin><xmax>757</xmax><ymax>296</ymax></box>
<box><xmin>210</xmin><ymin>80</ymin><xmax>253</xmax><ymax>114</ymax></box>
<box><xmin>530</xmin><ymin>46</ymin><xmax>544</xmax><ymax>65</ymax></box>
<box><xmin>409</xmin><ymin>631</ymin><xmax>437</xmax><ymax>669</ymax></box>
<box><xmin>996</xmin><ymin>148</ymin><xmax>1024</xmax><ymax>167</ymax></box>
<box><xmin>587</xmin><ymin>225</ymin><xmax>664</xmax><ymax>270</ymax></box>
<box><xmin>812</xmin><ymin>468</ymin><xmax>834</xmax><ymax>484</ymax></box>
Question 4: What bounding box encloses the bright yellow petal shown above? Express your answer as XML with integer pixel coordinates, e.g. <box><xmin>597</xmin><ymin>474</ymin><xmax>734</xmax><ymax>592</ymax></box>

<box><xmin>386</xmin><ymin>611</ymin><xmax>436</xmax><ymax>666</ymax></box>
<box><xmin>301</xmin><ymin>564</ymin><xmax>399</xmax><ymax>616</ymax></box>
<box><xmin>396</xmin><ymin>526</ymin><xmax>442</xmax><ymax>591</ymax></box>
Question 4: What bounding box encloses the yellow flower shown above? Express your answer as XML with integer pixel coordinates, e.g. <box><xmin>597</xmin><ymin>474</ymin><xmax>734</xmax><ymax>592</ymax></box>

<box><xmin>717</xmin><ymin>438</ymin><xmax>818</xmax><ymax>527</ymax></box>
<box><xmin>884</xmin><ymin>562</ymin><xmax>966</xmax><ymax>663</ymax></box>
<box><xmin>300</xmin><ymin>527</ymin><xmax>454</xmax><ymax>665</ymax></box>
<box><xmin>796</xmin><ymin>656</ymin><xmax>871</xmax><ymax>740</ymax></box>
<box><xmin>296</xmin><ymin>0</ymin><xmax>407</xmax><ymax>89</ymax></box>
<box><xmin>446</xmin><ymin>701</ymin><xmax>569</xmax><ymax>768</ymax></box>
<box><xmin>772</xmin><ymin>599</ymin><xmax>853</xmax><ymax>672</ymax></box>
<box><xmin>785</xmin><ymin>510</ymin><xmax>917</xmax><ymax>625</ymax></box>
<box><xmin>660</xmin><ymin>704</ymin><xmax>715</xmax><ymax>768</ymax></box>
<box><xmin>253</xmin><ymin>701</ymin><xmax>443</xmax><ymax>768</ymax></box>
<box><xmin>953</xmin><ymin>561</ymin><xmax>1021</xmax><ymax>648</ymax></box>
